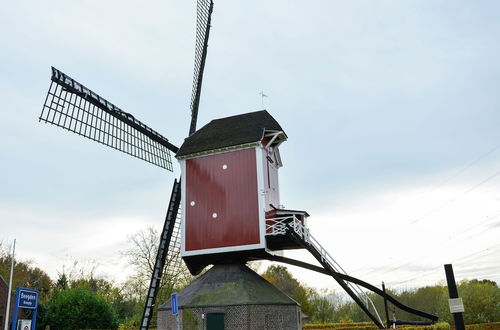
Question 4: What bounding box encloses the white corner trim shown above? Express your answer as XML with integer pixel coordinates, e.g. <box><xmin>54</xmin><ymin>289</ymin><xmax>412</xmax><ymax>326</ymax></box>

<box><xmin>182</xmin><ymin>243</ymin><xmax>265</xmax><ymax>257</ymax></box>
<box><xmin>255</xmin><ymin>146</ymin><xmax>266</xmax><ymax>249</ymax></box>
<box><xmin>180</xmin><ymin>159</ymin><xmax>187</xmax><ymax>256</ymax></box>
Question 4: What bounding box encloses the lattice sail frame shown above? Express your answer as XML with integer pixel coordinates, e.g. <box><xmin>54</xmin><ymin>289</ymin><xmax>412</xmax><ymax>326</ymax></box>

<box><xmin>162</xmin><ymin>205</ymin><xmax>184</xmax><ymax>287</ymax></box>
<box><xmin>189</xmin><ymin>0</ymin><xmax>214</xmax><ymax>135</ymax></box>
<box><xmin>40</xmin><ymin>67</ymin><xmax>176</xmax><ymax>171</ymax></box>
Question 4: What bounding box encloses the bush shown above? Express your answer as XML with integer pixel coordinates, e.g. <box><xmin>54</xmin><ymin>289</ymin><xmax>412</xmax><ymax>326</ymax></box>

<box><xmin>303</xmin><ymin>322</ymin><xmax>500</xmax><ymax>330</ymax></box>
<box><xmin>46</xmin><ymin>288</ymin><xmax>118</xmax><ymax>329</ymax></box>
<box><xmin>304</xmin><ymin>322</ymin><xmax>377</xmax><ymax>329</ymax></box>
<box><xmin>118</xmin><ymin>313</ymin><xmax>141</xmax><ymax>330</ymax></box>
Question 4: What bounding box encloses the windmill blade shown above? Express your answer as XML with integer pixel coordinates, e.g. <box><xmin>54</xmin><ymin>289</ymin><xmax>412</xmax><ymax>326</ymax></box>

<box><xmin>141</xmin><ymin>179</ymin><xmax>182</xmax><ymax>330</ymax></box>
<box><xmin>189</xmin><ymin>0</ymin><xmax>214</xmax><ymax>135</ymax></box>
<box><xmin>40</xmin><ymin>67</ymin><xmax>178</xmax><ymax>171</ymax></box>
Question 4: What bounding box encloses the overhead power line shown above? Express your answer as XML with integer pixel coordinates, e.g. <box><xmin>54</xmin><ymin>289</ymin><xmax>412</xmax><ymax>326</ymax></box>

<box><xmin>385</xmin><ymin>243</ymin><xmax>500</xmax><ymax>287</ymax></box>
<box><xmin>411</xmin><ymin>167</ymin><xmax>500</xmax><ymax>224</ymax></box>
<box><xmin>423</xmin><ymin>143</ymin><xmax>500</xmax><ymax>196</ymax></box>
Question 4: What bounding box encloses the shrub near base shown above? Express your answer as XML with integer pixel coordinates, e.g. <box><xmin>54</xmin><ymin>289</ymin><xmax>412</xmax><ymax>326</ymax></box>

<box><xmin>46</xmin><ymin>288</ymin><xmax>118</xmax><ymax>330</ymax></box>
<box><xmin>304</xmin><ymin>322</ymin><xmax>377</xmax><ymax>330</ymax></box>
<box><xmin>304</xmin><ymin>322</ymin><xmax>500</xmax><ymax>330</ymax></box>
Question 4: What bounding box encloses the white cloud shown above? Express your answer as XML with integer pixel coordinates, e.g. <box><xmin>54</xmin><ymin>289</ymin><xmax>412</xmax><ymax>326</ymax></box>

<box><xmin>282</xmin><ymin>164</ymin><xmax>500</xmax><ymax>290</ymax></box>
<box><xmin>1</xmin><ymin>205</ymin><xmax>155</xmax><ymax>282</ymax></box>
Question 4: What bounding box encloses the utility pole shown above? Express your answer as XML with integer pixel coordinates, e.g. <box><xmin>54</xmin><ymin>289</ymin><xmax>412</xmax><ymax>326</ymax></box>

<box><xmin>444</xmin><ymin>264</ymin><xmax>465</xmax><ymax>330</ymax></box>
<box><xmin>4</xmin><ymin>239</ymin><xmax>15</xmax><ymax>330</ymax></box>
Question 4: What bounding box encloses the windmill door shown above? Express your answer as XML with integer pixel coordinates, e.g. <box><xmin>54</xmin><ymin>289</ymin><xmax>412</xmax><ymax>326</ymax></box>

<box><xmin>206</xmin><ymin>312</ymin><xmax>224</xmax><ymax>330</ymax></box>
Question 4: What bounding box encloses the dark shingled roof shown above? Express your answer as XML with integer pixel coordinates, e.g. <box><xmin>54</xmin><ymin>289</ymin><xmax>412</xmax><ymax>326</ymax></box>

<box><xmin>176</xmin><ymin>110</ymin><xmax>285</xmax><ymax>158</ymax></box>
<box><xmin>158</xmin><ymin>264</ymin><xmax>298</xmax><ymax>309</ymax></box>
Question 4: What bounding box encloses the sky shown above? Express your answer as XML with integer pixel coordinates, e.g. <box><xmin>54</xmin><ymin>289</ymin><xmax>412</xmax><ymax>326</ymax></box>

<box><xmin>1</xmin><ymin>0</ymin><xmax>500</xmax><ymax>294</ymax></box>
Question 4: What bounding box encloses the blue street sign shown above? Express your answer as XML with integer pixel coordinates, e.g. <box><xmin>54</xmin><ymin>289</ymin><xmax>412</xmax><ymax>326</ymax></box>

<box><xmin>18</xmin><ymin>288</ymin><xmax>38</xmax><ymax>309</ymax></box>
<box><xmin>171</xmin><ymin>293</ymin><xmax>178</xmax><ymax>315</ymax></box>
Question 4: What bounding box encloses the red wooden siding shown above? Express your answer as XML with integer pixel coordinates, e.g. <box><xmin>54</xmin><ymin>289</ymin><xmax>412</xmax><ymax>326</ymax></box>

<box><xmin>185</xmin><ymin>148</ymin><xmax>261</xmax><ymax>251</ymax></box>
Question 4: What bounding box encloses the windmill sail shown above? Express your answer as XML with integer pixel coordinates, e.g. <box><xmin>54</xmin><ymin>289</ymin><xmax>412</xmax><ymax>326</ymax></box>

<box><xmin>189</xmin><ymin>0</ymin><xmax>214</xmax><ymax>135</ymax></box>
<box><xmin>40</xmin><ymin>67</ymin><xmax>177</xmax><ymax>171</ymax></box>
<box><xmin>141</xmin><ymin>179</ymin><xmax>182</xmax><ymax>330</ymax></box>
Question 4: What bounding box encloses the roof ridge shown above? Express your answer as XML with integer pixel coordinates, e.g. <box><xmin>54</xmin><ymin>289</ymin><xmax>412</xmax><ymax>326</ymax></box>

<box><xmin>210</xmin><ymin>109</ymin><xmax>269</xmax><ymax>122</ymax></box>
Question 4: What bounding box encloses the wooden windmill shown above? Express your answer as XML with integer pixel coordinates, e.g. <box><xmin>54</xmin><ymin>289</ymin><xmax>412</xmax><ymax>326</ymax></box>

<box><xmin>38</xmin><ymin>1</ymin><xmax>439</xmax><ymax>329</ymax></box>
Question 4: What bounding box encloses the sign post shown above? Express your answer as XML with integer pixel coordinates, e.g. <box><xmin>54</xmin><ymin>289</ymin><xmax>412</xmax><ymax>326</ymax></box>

<box><xmin>171</xmin><ymin>293</ymin><xmax>180</xmax><ymax>330</ymax></box>
<box><xmin>444</xmin><ymin>264</ymin><xmax>465</xmax><ymax>330</ymax></box>
<box><xmin>10</xmin><ymin>288</ymin><xmax>38</xmax><ymax>330</ymax></box>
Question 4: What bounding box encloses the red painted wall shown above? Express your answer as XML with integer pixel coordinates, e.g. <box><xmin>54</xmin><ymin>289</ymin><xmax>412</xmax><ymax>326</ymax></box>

<box><xmin>0</xmin><ymin>277</ymin><xmax>14</xmax><ymax>329</ymax></box>
<box><xmin>185</xmin><ymin>148</ymin><xmax>261</xmax><ymax>251</ymax></box>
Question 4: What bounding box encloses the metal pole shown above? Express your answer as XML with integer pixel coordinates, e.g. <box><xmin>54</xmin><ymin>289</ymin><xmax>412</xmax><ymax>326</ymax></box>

<box><xmin>4</xmin><ymin>239</ymin><xmax>15</xmax><ymax>330</ymax></box>
<box><xmin>31</xmin><ymin>301</ymin><xmax>38</xmax><ymax>330</ymax></box>
<box><xmin>382</xmin><ymin>282</ymin><xmax>390</xmax><ymax>328</ymax></box>
<box><xmin>444</xmin><ymin>264</ymin><xmax>465</xmax><ymax>330</ymax></box>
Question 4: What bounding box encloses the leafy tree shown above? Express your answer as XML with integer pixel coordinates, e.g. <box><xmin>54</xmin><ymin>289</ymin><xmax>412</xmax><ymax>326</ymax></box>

<box><xmin>458</xmin><ymin>279</ymin><xmax>500</xmax><ymax>324</ymax></box>
<box><xmin>310</xmin><ymin>279</ymin><xmax>500</xmax><ymax>325</ymax></box>
<box><xmin>0</xmin><ymin>243</ymin><xmax>53</xmax><ymax>302</ymax></box>
<box><xmin>56</xmin><ymin>273</ymin><xmax>69</xmax><ymax>291</ymax></box>
<box><xmin>45</xmin><ymin>288</ymin><xmax>118</xmax><ymax>329</ymax></box>
<box><xmin>262</xmin><ymin>265</ymin><xmax>315</xmax><ymax>316</ymax></box>
<box><xmin>410</xmin><ymin>285</ymin><xmax>447</xmax><ymax>320</ymax></box>
<box><xmin>55</xmin><ymin>262</ymin><xmax>139</xmax><ymax>324</ymax></box>
<box><xmin>309</xmin><ymin>289</ymin><xmax>351</xmax><ymax>323</ymax></box>
<box><xmin>117</xmin><ymin>314</ymin><xmax>141</xmax><ymax>330</ymax></box>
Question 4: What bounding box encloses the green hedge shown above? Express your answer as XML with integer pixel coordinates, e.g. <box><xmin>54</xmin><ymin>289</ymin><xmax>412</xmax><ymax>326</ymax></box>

<box><xmin>304</xmin><ymin>322</ymin><xmax>500</xmax><ymax>330</ymax></box>
<box><xmin>304</xmin><ymin>322</ymin><xmax>376</xmax><ymax>330</ymax></box>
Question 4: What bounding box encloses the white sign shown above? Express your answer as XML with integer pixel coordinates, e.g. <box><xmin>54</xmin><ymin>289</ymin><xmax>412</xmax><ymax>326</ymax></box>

<box><xmin>17</xmin><ymin>319</ymin><xmax>31</xmax><ymax>330</ymax></box>
<box><xmin>449</xmin><ymin>298</ymin><xmax>465</xmax><ymax>313</ymax></box>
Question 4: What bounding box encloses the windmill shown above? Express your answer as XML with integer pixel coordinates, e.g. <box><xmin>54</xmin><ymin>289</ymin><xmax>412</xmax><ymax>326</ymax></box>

<box><xmin>38</xmin><ymin>1</ymin><xmax>438</xmax><ymax>329</ymax></box>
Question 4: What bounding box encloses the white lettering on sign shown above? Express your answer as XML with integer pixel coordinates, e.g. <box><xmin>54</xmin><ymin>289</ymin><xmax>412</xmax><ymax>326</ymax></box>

<box><xmin>449</xmin><ymin>298</ymin><xmax>465</xmax><ymax>313</ymax></box>
<box><xmin>20</xmin><ymin>292</ymin><xmax>36</xmax><ymax>301</ymax></box>
<box><xmin>19</xmin><ymin>290</ymin><xmax>38</xmax><ymax>309</ymax></box>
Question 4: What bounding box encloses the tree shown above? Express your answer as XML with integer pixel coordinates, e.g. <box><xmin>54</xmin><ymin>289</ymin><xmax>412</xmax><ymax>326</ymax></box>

<box><xmin>458</xmin><ymin>279</ymin><xmax>500</xmax><ymax>324</ymax></box>
<box><xmin>56</xmin><ymin>273</ymin><xmax>69</xmax><ymax>291</ymax></box>
<box><xmin>262</xmin><ymin>265</ymin><xmax>315</xmax><ymax>316</ymax></box>
<box><xmin>309</xmin><ymin>290</ymin><xmax>339</xmax><ymax>323</ymax></box>
<box><xmin>54</xmin><ymin>261</ymin><xmax>139</xmax><ymax>324</ymax></box>
<box><xmin>0</xmin><ymin>242</ymin><xmax>53</xmax><ymax>302</ymax></box>
<box><xmin>120</xmin><ymin>227</ymin><xmax>195</xmax><ymax>327</ymax></box>
<box><xmin>328</xmin><ymin>279</ymin><xmax>500</xmax><ymax>325</ymax></box>
<box><xmin>122</xmin><ymin>227</ymin><xmax>194</xmax><ymax>297</ymax></box>
<box><xmin>46</xmin><ymin>288</ymin><xmax>118</xmax><ymax>329</ymax></box>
